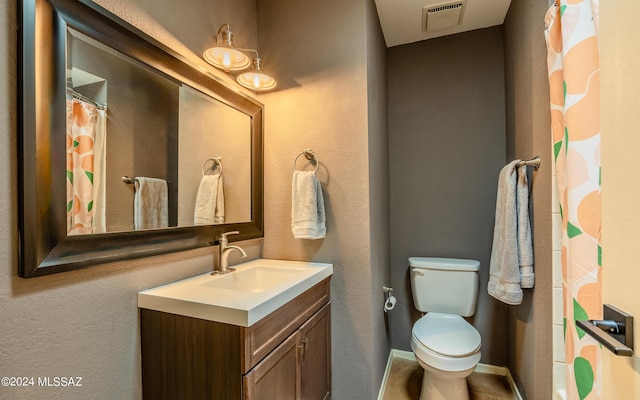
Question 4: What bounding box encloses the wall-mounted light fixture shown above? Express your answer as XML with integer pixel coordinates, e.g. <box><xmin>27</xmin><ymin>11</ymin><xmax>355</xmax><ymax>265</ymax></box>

<box><xmin>203</xmin><ymin>24</ymin><xmax>277</xmax><ymax>91</ymax></box>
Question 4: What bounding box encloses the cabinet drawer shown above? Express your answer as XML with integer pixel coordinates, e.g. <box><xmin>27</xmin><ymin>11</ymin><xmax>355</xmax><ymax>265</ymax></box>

<box><xmin>242</xmin><ymin>278</ymin><xmax>330</xmax><ymax>372</ymax></box>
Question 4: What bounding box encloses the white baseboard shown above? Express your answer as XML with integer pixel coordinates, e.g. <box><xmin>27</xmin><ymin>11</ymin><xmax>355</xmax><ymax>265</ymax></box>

<box><xmin>504</xmin><ymin>367</ymin><xmax>523</xmax><ymax>400</ymax></box>
<box><xmin>389</xmin><ymin>348</ymin><xmax>416</xmax><ymax>361</ymax></box>
<box><xmin>376</xmin><ymin>351</ymin><xmax>394</xmax><ymax>400</ymax></box>
<box><xmin>377</xmin><ymin>349</ymin><xmax>523</xmax><ymax>400</ymax></box>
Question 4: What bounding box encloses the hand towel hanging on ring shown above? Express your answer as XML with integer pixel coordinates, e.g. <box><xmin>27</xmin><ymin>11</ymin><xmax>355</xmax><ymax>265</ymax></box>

<box><xmin>291</xmin><ymin>149</ymin><xmax>325</xmax><ymax>239</ymax></box>
<box><xmin>194</xmin><ymin>157</ymin><xmax>225</xmax><ymax>225</ymax></box>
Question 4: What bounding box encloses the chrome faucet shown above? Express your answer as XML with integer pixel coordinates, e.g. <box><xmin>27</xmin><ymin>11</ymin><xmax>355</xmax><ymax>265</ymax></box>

<box><xmin>212</xmin><ymin>231</ymin><xmax>247</xmax><ymax>275</ymax></box>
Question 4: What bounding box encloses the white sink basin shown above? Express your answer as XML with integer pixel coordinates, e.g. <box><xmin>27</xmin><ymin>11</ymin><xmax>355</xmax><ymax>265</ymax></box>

<box><xmin>138</xmin><ymin>259</ymin><xmax>333</xmax><ymax>327</ymax></box>
<box><xmin>199</xmin><ymin>265</ymin><xmax>311</xmax><ymax>293</ymax></box>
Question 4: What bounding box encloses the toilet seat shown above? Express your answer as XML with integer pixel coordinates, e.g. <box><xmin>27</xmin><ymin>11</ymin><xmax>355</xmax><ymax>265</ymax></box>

<box><xmin>411</xmin><ymin>312</ymin><xmax>481</xmax><ymax>372</ymax></box>
<box><xmin>413</xmin><ymin>313</ymin><xmax>481</xmax><ymax>356</ymax></box>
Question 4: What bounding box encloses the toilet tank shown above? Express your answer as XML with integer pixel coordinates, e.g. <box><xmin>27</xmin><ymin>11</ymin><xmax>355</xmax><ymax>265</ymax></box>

<box><xmin>409</xmin><ymin>257</ymin><xmax>480</xmax><ymax>317</ymax></box>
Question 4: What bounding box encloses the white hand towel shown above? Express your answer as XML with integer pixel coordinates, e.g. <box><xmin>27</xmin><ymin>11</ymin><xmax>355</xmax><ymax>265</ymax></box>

<box><xmin>134</xmin><ymin>177</ymin><xmax>168</xmax><ymax>230</ymax></box>
<box><xmin>194</xmin><ymin>174</ymin><xmax>225</xmax><ymax>225</ymax></box>
<box><xmin>291</xmin><ymin>170</ymin><xmax>326</xmax><ymax>239</ymax></box>
<box><xmin>517</xmin><ymin>164</ymin><xmax>534</xmax><ymax>288</ymax></box>
<box><xmin>488</xmin><ymin>160</ymin><xmax>523</xmax><ymax>305</ymax></box>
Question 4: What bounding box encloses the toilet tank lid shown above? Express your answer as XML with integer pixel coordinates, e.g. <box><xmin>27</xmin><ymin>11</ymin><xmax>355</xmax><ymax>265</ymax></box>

<box><xmin>409</xmin><ymin>257</ymin><xmax>480</xmax><ymax>271</ymax></box>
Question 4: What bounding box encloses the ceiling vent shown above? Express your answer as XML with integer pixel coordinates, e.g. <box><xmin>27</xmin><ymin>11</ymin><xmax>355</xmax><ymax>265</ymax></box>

<box><xmin>422</xmin><ymin>1</ymin><xmax>467</xmax><ymax>32</ymax></box>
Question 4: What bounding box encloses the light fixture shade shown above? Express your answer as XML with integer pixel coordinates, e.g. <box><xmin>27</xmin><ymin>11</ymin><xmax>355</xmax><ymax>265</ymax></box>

<box><xmin>237</xmin><ymin>58</ymin><xmax>277</xmax><ymax>91</ymax></box>
<box><xmin>203</xmin><ymin>25</ymin><xmax>251</xmax><ymax>71</ymax></box>
<box><xmin>203</xmin><ymin>47</ymin><xmax>251</xmax><ymax>71</ymax></box>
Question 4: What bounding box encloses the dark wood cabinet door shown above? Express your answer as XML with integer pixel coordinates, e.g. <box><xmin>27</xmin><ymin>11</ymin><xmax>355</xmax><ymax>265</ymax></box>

<box><xmin>140</xmin><ymin>309</ymin><xmax>243</xmax><ymax>400</ymax></box>
<box><xmin>299</xmin><ymin>303</ymin><xmax>331</xmax><ymax>400</ymax></box>
<box><xmin>244</xmin><ymin>330</ymin><xmax>300</xmax><ymax>400</ymax></box>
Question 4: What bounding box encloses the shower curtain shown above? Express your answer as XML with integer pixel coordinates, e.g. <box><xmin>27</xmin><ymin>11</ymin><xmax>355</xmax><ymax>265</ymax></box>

<box><xmin>66</xmin><ymin>97</ymin><xmax>107</xmax><ymax>235</ymax></box>
<box><xmin>545</xmin><ymin>1</ymin><xmax>601</xmax><ymax>399</ymax></box>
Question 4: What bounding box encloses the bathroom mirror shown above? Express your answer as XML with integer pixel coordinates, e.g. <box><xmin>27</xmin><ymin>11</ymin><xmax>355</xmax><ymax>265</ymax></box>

<box><xmin>18</xmin><ymin>0</ymin><xmax>264</xmax><ymax>277</ymax></box>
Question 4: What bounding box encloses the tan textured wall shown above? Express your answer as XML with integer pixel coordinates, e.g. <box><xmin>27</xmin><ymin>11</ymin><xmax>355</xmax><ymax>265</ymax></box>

<box><xmin>0</xmin><ymin>1</ymin><xmax>261</xmax><ymax>399</ymax></box>
<box><xmin>601</xmin><ymin>1</ymin><xmax>640</xmax><ymax>397</ymax></box>
<box><xmin>366</xmin><ymin>0</ymin><xmax>391</xmax><ymax>394</ymax></box>
<box><xmin>256</xmin><ymin>0</ymin><xmax>384</xmax><ymax>398</ymax></box>
<box><xmin>503</xmin><ymin>0</ymin><xmax>553</xmax><ymax>398</ymax></box>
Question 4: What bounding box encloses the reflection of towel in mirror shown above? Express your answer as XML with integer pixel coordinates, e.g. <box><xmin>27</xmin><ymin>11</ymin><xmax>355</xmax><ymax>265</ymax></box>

<box><xmin>134</xmin><ymin>177</ymin><xmax>168</xmax><ymax>230</ymax></box>
<box><xmin>291</xmin><ymin>171</ymin><xmax>325</xmax><ymax>239</ymax></box>
<box><xmin>194</xmin><ymin>174</ymin><xmax>225</xmax><ymax>225</ymax></box>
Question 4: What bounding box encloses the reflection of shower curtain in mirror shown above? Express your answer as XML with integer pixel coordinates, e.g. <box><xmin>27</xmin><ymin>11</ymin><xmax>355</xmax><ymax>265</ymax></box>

<box><xmin>66</xmin><ymin>97</ymin><xmax>107</xmax><ymax>235</ymax></box>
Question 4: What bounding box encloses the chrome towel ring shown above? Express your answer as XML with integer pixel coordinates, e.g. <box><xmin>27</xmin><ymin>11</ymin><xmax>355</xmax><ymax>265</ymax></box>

<box><xmin>293</xmin><ymin>148</ymin><xmax>319</xmax><ymax>173</ymax></box>
<box><xmin>202</xmin><ymin>156</ymin><xmax>223</xmax><ymax>176</ymax></box>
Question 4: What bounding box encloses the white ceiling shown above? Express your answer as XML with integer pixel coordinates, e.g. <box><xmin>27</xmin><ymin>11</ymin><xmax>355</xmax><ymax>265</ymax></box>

<box><xmin>374</xmin><ymin>0</ymin><xmax>513</xmax><ymax>47</ymax></box>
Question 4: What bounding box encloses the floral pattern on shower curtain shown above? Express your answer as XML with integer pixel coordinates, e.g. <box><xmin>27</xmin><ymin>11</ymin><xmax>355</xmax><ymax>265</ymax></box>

<box><xmin>66</xmin><ymin>97</ymin><xmax>107</xmax><ymax>235</ymax></box>
<box><xmin>545</xmin><ymin>1</ymin><xmax>601</xmax><ymax>399</ymax></box>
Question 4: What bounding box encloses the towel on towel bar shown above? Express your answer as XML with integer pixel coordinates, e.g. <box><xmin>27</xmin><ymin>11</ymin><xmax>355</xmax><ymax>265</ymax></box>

<box><xmin>488</xmin><ymin>160</ymin><xmax>534</xmax><ymax>305</ymax></box>
<box><xmin>291</xmin><ymin>170</ymin><xmax>326</xmax><ymax>239</ymax></box>
<box><xmin>517</xmin><ymin>164</ymin><xmax>534</xmax><ymax>288</ymax></box>
<box><xmin>134</xmin><ymin>177</ymin><xmax>168</xmax><ymax>230</ymax></box>
<box><xmin>194</xmin><ymin>174</ymin><xmax>225</xmax><ymax>225</ymax></box>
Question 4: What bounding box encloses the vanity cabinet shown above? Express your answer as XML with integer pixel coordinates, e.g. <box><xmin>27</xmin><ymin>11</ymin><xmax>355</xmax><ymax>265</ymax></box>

<box><xmin>140</xmin><ymin>278</ymin><xmax>331</xmax><ymax>400</ymax></box>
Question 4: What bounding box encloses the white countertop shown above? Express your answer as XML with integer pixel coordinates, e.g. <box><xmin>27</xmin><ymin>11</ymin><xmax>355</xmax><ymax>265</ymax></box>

<box><xmin>138</xmin><ymin>258</ymin><xmax>333</xmax><ymax>327</ymax></box>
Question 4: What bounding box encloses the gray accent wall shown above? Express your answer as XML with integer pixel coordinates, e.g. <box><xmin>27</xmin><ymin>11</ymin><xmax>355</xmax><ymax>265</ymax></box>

<box><xmin>504</xmin><ymin>1</ymin><xmax>553</xmax><ymax>398</ymax></box>
<box><xmin>387</xmin><ymin>27</ymin><xmax>509</xmax><ymax>366</ymax></box>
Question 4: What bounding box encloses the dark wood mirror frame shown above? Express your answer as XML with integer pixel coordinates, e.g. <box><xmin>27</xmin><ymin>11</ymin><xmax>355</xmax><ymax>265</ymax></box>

<box><xmin>18</xmin><ymin>0</ymin><xmax>264</xmax><ymax>278</ymax></box>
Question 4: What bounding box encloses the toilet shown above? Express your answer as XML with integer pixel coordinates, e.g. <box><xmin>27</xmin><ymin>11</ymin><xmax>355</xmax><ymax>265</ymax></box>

<box><xmin>409</xmin><ymin>257</ymin><xmax>482</xmax><ymax>400</ymax></box>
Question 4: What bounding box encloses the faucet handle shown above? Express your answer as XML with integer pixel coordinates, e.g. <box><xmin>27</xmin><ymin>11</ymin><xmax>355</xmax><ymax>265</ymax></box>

<box><xmin>219</xmin><ymin>230</ymin><xmax>240</xmax><ymax>243</ymax></box>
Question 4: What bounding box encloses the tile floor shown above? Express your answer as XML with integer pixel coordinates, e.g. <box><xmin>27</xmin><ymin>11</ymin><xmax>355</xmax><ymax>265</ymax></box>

<box><xmin>381</xmin><ymin>357</ymin><xmax>515</xmax><ymax>400</ymax></box>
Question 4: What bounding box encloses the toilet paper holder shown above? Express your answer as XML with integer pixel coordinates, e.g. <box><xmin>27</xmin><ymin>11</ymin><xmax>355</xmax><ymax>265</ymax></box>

<box><xmin>383</xmin><ymin>286</ymin><xmax>396</xmax><ymax>312</ymax></box>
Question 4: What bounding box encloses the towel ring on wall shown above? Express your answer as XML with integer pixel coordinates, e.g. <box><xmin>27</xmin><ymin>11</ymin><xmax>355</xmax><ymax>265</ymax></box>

<box><xmin>293</xmin><ymin>148</ymin><xmax>319</xmax><ymax>173</ymax></box>
<box><xmin>202</xmin><ymin>157</ymin><xmax>223</xmax><ymax>176</ymax></box>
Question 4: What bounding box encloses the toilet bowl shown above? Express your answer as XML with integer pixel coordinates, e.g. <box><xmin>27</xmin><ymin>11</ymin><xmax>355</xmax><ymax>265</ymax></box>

<box><xmin>408</xmin><ymin>257</ymin><xmax>482</xmax><ymax>400</ymax></box>
<box><xmin>410</xmin><ymin>312</ymin><xmax>481</xmax><ymax>400</ymax></box>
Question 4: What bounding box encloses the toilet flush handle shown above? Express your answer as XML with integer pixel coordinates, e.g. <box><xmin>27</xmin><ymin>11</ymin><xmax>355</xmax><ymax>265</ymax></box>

<box><xmin>411</xmin><ymin>268</ymin><xmax>424</xmax><ymax>276</ymax></box>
